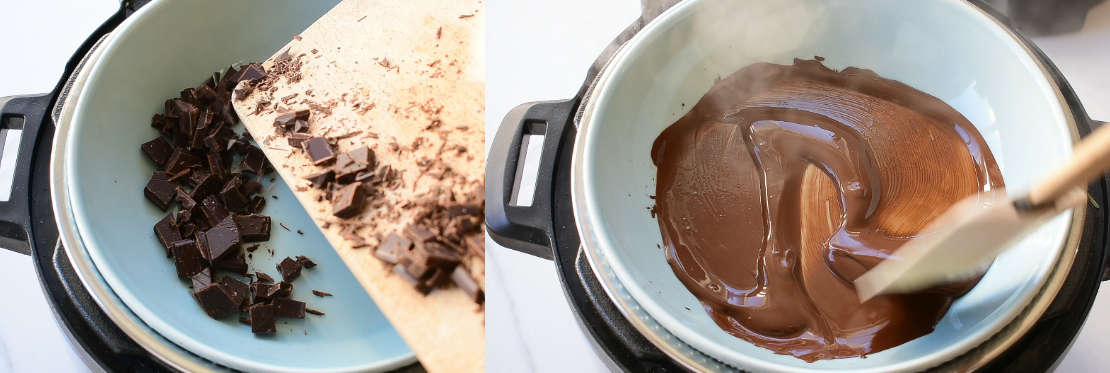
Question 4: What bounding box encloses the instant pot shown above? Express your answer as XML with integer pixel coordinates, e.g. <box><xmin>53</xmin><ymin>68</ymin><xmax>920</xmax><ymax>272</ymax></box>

<box><xmin>486</xmin><ymin>0</ymin><xmax>1110</xmax><ymax>371</ymax></box>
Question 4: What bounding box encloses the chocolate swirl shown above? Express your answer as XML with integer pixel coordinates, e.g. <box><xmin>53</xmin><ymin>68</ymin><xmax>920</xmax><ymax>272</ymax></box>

<box><xmin>650</xmin><ymin>59</ymin><xmax>1003</xmax><ymax>361</ymax></box>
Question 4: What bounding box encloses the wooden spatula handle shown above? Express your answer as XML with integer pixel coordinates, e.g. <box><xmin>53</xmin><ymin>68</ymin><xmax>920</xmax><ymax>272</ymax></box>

<box><xmin>1028</xmin><ymin>123</ymin><xmax>1110</xmax><ymax>205</ymax></box>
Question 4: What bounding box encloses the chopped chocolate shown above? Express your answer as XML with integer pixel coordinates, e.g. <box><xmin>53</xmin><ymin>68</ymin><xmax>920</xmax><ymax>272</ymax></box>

<box><xmin>235</xmin><ymin>214</ymin><xmax>271</xmax><ymax>242</ymax></box>
<box><xmin>248</xmin><ymin>196</ymin><xmax>267</xmax><ymax>213</ymax></box>
<box><xmin>451</xmin><ymin>266</ymin><xmax>483</xmax><ymax>303</ymax></box>
<box><xmin>193</xmin><ymin>284</ymin><xmax>238</xmax><ymax>319</ymax></box>
<box><xmin>465</xmin><ymin>234</ymin><xmax>484</xmax><ymax>257</ymax></box>
<box><xmin>277</xmin><ymin>257</ymin><xmax>302</xmax><ymax>281</ymax></box>
<box><xmin>205</xmin><ymin>216</ymin><xmax>241</xmax><ymax>261</ymax></box>
<box><xmin>270</xmin><ymin>281</ymin><xmax>294</xmax><ymax>299</ymax></box>
<box><xmin>219</xmin><ymin>177</ymin><xmax>249</xmax><ymax>211</ymax></box>
<box><xmin>153</xmin><ymin>214</ymin><xmax>181</xmax><ymax>255</ymax></box>
<box><xmin>424</xmin><ymin>267</ymin><xmax>451</xmax><ymax>288</ymax></box>
<box><xmin>255</xmin><ymin>272</ymin><xmax>275</xmax><ymax>283</ymax></box>
<box><xmin>303</xmin><ymin>137</ymin><xmax>335</xmax><ymax>165</ymax></box>
<box><xmin>334</xmin><ymin>151</ymin><xmax>370</xmax><ymax>183</ymax></box>
<box><xmin>393</xmin><ymin>263</ymin><xmax>431</xmax><ymax>294</ymax></box>
<box><xmin>144</xmin><ymin>172</ymin><xmax>177</xmax><ymax>210</ymax></box>
<box><xmin>305</xmin><ymin>308</ymin><xmax>325</xmax><ymax>316</ymax></box>
<box><xmin>273</xmin><ymin>298</ymin><xmax>306</xmax><ymax>319</ymax></box>
<box><xmin>141</xmin><ymin>137</ymin><xmax>174</xmax><ymax>167</ymax></box>
<box><xmin>287</xmin><ymin>133</ymin><xmax>312</xmax><ymax>147</ymax></box>
<box><xmin>273</xmin><ymin>112</ymin><xmax>298</xmax><ymax>132</ymax></box>
<box><xmin>249</xmin><ymin>304</ymin><xmax>277</xmax><ymax>334</ymax></box>
<box><xmin>243</xmin><ymin>179</ymin><xmax>263</xmax><ymax>195</ymax></box>
<box><xmin>311</xmin><ymin>290</ymin><xmax>333</xmax><ymax>297</ymax></box>
<box><xmin>331</xmin><ymin>182</ymin><xmax>366</xmax><ymax>218</ymax></box>
<box><xmin>293</xmin><ymin>119</ymin><xmax>310</xmax><ymax>133</ymax></box>
<box><xmin>165</xmin><ymin>148</ymin><xmax>202</xmax><ymax>174</ymax></box>
<box><xmin>237</xmin><ymin>63</ymin><xmax>266</xmax><ymax>82</ymax></box>
<box><xmin>220</xmin><ymin>276</ymin><xmax>250</xmax><ymax>306</ymax></box>
<box><xmin>415</xmin><ymin>241</ymin><xmax>462</xmax><ymax>269</ymax></box>
<box><xmin>251</xmin><ymin>282</ymin><xmax>277</xmax><ymax>304</ymax></box>
<box><xmin>240</xmin><ymin>145</ymin><xmax>267</xmax><ymax>174</ymax></box>
<box><xmin>294</xmin><ymin>255</ymin><xmax>317</xmax><ymax>268</ymax></box>
<box><xmin>170</xmin><ymin>239</ymin><xmax>206</xmax><ymax>279</ymax></box>
<box><xmin>213</xmin><ymin>252</ymin><xmax>248</xmax><ymax>274</ymax></box>
<box><xmin>207</xmin><ymin>153</ymin><xmax>227</xmax><ymax>180</ymax></box>
<box><xmin>403</xmin><ymin>224</ymin><xmax>436</xmax><ymax>245</ymax></box>
<box><xmin>304</xmin><ymin>170</ymin><xmax>334</xmax><ymax>189</ymax></box>
<box><xmin>191</xmin><ymin>268</ymin><xmax>212</xmax><ymax>289</ymax></box>
<box><xmin>374</xmin><ymin>232</ymin><xmax>411</xmax><ymax>265</ymax></box>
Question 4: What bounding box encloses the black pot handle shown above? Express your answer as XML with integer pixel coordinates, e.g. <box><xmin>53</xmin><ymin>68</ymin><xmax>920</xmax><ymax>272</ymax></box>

<box><xmin>1092</xmin><ymin>117</ymin><xmax>1110</xmax><ymax>282</ymax></box>
<box><xmin>485</xmin><ymin>99</ymin><xmax>579</xmax><ymax>259</ymax></box>
<box><xmin>0</xmin><ymin>95</ymin><xmax>53</xmax><ymax>255</ymax></box>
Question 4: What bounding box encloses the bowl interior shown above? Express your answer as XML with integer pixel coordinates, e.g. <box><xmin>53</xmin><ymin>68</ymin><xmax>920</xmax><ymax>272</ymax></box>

<box><xmin>66</xmin><ymin>0</ymin><xmax>412</xmax><ymax>371</ymax></box>
<box><xmin>577</xmin><ymin>0</ymin><xmax>1077</xmax><ymax>371</ymax></box>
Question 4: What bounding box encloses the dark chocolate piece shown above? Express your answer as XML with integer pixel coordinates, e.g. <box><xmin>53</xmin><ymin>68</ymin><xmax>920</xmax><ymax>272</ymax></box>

<box><xmin>192</xmin><ymin>175</ymin><xmax>222</xmax><ymax>203</ymax></box>
<box><xmin>465</xmin><ymin>234</ymin><xmax>484</xmax><ymax>257</ymax></box>
<box><xmin>144</xmin><ymin>172</ymin><xmax>177</xmax><ymax>211</ymax></box>
<box><xmin>414</xmin><ymin>241</ymin><xmax>462</xmax><ymax>269</ymax></box>
<box><xmin>331</xmin><ymin>182</ymin><xmax>365</xmax><ymax>218</ymax></box>
<box><xmin>311</xmin><ymin>290</ymin><xmax>333</xmax><ymax>297</ymax></box>
<box><xmin>374</xmin><ymin>232</ymin><xmax>411</xmax><ymax>265</ymax></box>
<box><xmin>240</xmin><ymin>145</ymin><xmax>267</xmax><ymax>174</ymax></box>
<box><xmin>304</xmin><ymin>170</ymin><xmax>334</xmax><ymax>189</ymax></box>
<box><xmin>170</xmin><ymin>239</ymin><xmax>206</xmax><ymax>279</ymax></box>
<box><xmin>243</xmin><ymin>179</ymin><xmax>263</xmax><ymax>195</ymax></box>
<box><xmin>205</xmin><ymin>216</ymin><xmax>240</xmax><ymax>261</ymax></box>
<box><xmin>249</xmin><ymin>304</ymin><xmax>276</xmax><ymax>334</ymax></box>
<box><xmin>251</xmin><ymin>283</ymin><xmax>277</xmax><ymax>304</ymax></box>
<box><xmin>403</xmin><ymin>224</ymin><xmax>436</xmax><ymax>245</ymax></box>
<box><xmin>305</xmin><ymin>308</ymin><xmax>325</xmax><ymax>316</ymax></box>
<box><xmin>334</xmin><ymin>151</ymin><xmax>370</xmax><ymax>183</ymax></box>
<box><xmin>141</xmin><ymin>137</ymin><xmax>174</xmax><ymax>167</ymax></box>
<box><xmin>191</xmin><ymin>268</ymin><xmax>212</xmax><ymax>289</ymax></box>
<box><xmin>303</xmin><ymin>137</ymin><xmax>335</xmax><ymax>165</ymax></box>
<box><xmin>219</xmin><ymin>177</ymin><xmax>249</xmax><ymax>211</ymax></box>
<box><xmin>213</xmin><ymin>252</ymin><xmax>248</xmax><ymax>275</ymax></box>
<box><xmin>153</xmin><ymin>214</ymin><xmax>181</xmax><ymax>255</ymax></box>
<box><xmin>220</xmin><ymin>276</ymin><xmax>250</xmax><ymax>306</ymax></box>
<box><xmin>277</xmin><ymin>257</ymin><xmax>302</xmax><ymax>281</ymax></box>
<box><xmin>248</xmin><ymin>196</ymin><xmax>267</xmax><ymax>213</ymax></box>
<box><xmin>287</xmin><ymin>133</ymin><xmax>312</xmax><ymax>148</ymax></box>
<box><xmin>293</xmin><ymin>119</ymin><xmax>310</xmax><ymax>133</ymax></box>
<box><xmin>273</xmin><ymin>298</ymin><xmax>306</xmax><ymax>319</ymax></box>
<box><xmin>451</xmin><ymin>266</ymin><xmax>483</xmax><ymax>303</ymax></box>
<box><xmin>295</xmin><ymin>255</ymin><xmax>317</xmax><ymax>268</ymax></box>
<box><xmin>255</xmin><ymin>272</ymin><xmax>275</xmax><ymax>283</ymax></box>
<box><xmin>235</xmin><ymin>214</ymin><xmax>271</xmax><ymax>242</ymax></box>
<box><xmin>165</xmin><ymin>148</ymin><xmax>202</xmax><ymax>174</ymax></box>
<box><xmin>237</xmin><ymin>63</ymin><xmax>266</xmax><ymax>82</ymax></box>
<box><xmin>207</xmin><ymin>152</ymin><xmax>227</xmax><ymax>180</ymax></box>
<box><xmin>193</xmin><ymin>284</ymin><xmax>238</xmax><ymax>319</ymax></box>
<box><xmin>392</xmin><ymin>263</ymin><xmax>431</xmax><ymax>294</ymax></box>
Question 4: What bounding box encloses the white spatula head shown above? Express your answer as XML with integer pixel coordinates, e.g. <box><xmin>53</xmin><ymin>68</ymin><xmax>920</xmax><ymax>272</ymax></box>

<box><xmin>854</xmin><ymin>188</ymin><xmax>1085</xmax><ymax>301</ymax></box>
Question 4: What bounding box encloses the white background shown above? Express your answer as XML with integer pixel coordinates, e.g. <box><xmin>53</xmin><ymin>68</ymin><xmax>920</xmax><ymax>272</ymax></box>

<box><xmin>0</xmin><ymin>0</ymin><xmax>1107</xmax><ymax>372</ymax></box>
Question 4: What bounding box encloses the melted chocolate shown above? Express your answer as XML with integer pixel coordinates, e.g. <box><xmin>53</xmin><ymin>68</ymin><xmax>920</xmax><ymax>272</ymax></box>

<box><xmin>650</xmin><ymin>59</ymin><xmax>1003</xmax><ymax>361</ymax></box>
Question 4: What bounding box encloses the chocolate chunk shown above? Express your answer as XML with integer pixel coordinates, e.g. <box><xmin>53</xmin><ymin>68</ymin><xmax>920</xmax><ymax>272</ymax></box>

<box><xmin>144</xmin><ymin>172</ymin><xmax>177</xmax><ymax>210</ymax></box>
<box><xmin>374</xmin><ymin>232</ymin><xmax>411</xmax><ymax>265</ymax></box>
<box><xmin>277</xmin><ymin>257</ymin><xmax>302</xmax><ymax>281</ymax></box>
<box><xmin>235</xmin><ymin>214</ymin><xmax>271</xmax><ymax>242</ymax></box>
<box><xmin>193</xmin><ymin>284</ymin><xmax>238</xmax><ymax>319</ymax></box>
<box><xmin>403</xmin><ymin>224</ymin><xmax>436</xmax><ymax>245</ymax></box>
<box><xmin>213</xmin><ymin>252</ymin><xmax>248</xmax><ymax>275</ymax></box>
<box><xmin>170</xmin><ymin>239</ymin><xmax>206</xmax><ymax>279</ymax></box>
<box><xmin>424</xmin><ymin>267</ymin><xmax>451</xmax><ymax>288</ymax></box>
<box><xmin>218</xmin><ymin>66</ymin><xmax>241</xmax><ymax>90</ymax></box>
<box><xmin>268</xmin><ymin>281</ymin><xmax>293</xmax><ymax>299</ymax></box>
<box><xmin>293</xmin><ymin>119</ymin><xmax>310</xmax><ymax>133</ymax></box>
<box><xmin>249</xmin><ymin>304</ymin><xmax>276</xmax><ymax>334</ymax></box>
<box><xmin>248</xmin><ymin>196</ymin><xmax>267</xmax><ymax>213</ymax></box>
<box><xmin>165</xmin><ymin>148</ymin><xmax>202</xmax><ymax>174</ymax></box>
<box><xmin>305</xmin><ymin>308</ymin><xmax>325</xmax><ymax>316</ymax></box>
<box><xmin>287</xmin><ymin>133</ymin><xmax>312</xmax><ymax>147</ymax></box>
<box><xmin>415</xmin><ymin>241</ymin><xmax>462</xmax><ymax>269</ymax></box>
<box><xmin>273</xmin><ymin>112</ymin><xmax>298</xmax><ymax>133</ymax></box>
<box><xmin>207</xmin><ymin>152</ymin><xmax>227</xmax><ymax>180</ymax></box>
<box><xmin>295</xmin><ymin>255</ymin><xmax>317</xmax><ymax>268</ymax></box>
<box><xmin>240</xmin><ymin>145</ymin><xmax>267</xmax><ymax>174</ymax></box>
<box><xmin>141</xmin><ymin>137</ymin><xmax>174</xmax><ymax>167</ymax></box>
<box><xmin>220</xmin><ymin>276</ymin><xmax>250</xmax><ymax>306</ymax></box>
<box><xmin>334</xmin><ymin>152</ymin><xmax>370</xmax><ymax>183</ymax></box>
<box><xmin>393</xmin><ymin>263</ymin><xmax>431</xmax><ymax>294</ymax></box>
<box><xmin>191</xmin><ymin>268</ymin><xmax>212</xmax><ymax>289</ymax></box>
<box><xmin>303</xmin><ymin>137</ymin><xmax>335</xmax><ymax>165</ymax></box>
<box><xmin>153</xmin><ymin>214</ymin><xmax>181</xmax><ymax>255</ymax></box>
<box><xmin>243</xmin><ymin>179</ymin><xmax>263</xmax><ymax>196</ymax></box>
<box><xmin>400</xmin><ymin>257</ymin><xmax>433</xmax><ymax>280</ymax></box>
<box><xmin>205</xmin><ymin>216</ymin><xmax>240</xmax><ymax>261</ymax></box>
<box><xmin>192</xmin><ymin>174</ymin><xmax>222</xmax><ymax>201</ymax></box>
<box><xmin>251</xmin><ymin>283</ymin><xmax>277</xmax><ymax>304</ymax></box>
<box><xmin>451</xmin><ymin>266</ymin><xmax>483</xmax><ymax>303</ymax></box>
<box><xmin>273</xmin><ymin>298</ymin><xmax>306</xmax><ymax>319</ymax></box>
<box><xmin>331</xmin><ymin>182</ymin><xmax>365</xmax><ymax>218</ymax></box>
<box><xmin>304</xmin><ymin>170</ymin><xmax>334</xmax><ymax>189</ymax></box>
<box><xmin>237</xmin><ymin>63</ymin><xmax>266</xmax><ymax>82</ymax></box>
<box><xmin>255</xmin><ymin>272</ymin><xmax>275</xmax><ymax>283</ymax></box>
<box><xmin>219</xmin><ymin>177</ymin><xmax>249</xmax><ymax>211</ymax></box>
<box><xmin>311</xmin><ymin>290</ymin><xmax>333</xmax><ymax>297</ymax></box>
<box><xmin>347</xmin><ymin>146</ymin><xmax>374</xmax><ymax>167</ymax></box>
<box><xmin>200</xmin><ymin>196</ymin><xmax>230</xmax><ymax>228</ymax></box>
<box><xmin>465</xmin><ymin>234</ymin><xmax>484</xmax><ymax>257</ymax></box>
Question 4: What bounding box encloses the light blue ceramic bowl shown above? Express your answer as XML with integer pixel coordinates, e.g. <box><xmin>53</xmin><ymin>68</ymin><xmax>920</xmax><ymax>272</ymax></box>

<box><xmin>573</xmin><ymin>0</ymin><xmax>1086</xmax><ymax>371</ymax></box>
<box><xmin>63</xmin><ymin>0</ymin><xmax>413</xmax><ymax>371</ymax></box>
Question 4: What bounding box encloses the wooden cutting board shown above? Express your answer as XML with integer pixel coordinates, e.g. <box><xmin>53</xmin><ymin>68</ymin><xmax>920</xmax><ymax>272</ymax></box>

<box><xmin>230</xmin><ymin>1</ymin><xmax>484</xmax><ymax>372</ymax></box>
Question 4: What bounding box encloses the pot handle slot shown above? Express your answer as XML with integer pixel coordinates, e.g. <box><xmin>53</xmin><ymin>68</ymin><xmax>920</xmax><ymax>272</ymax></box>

<box><xmin>0</xmin><ymin>95</ymin><xmax>52</xmax><ymax>255</ymax></box>
<box><xmin>486</xmin><ymin>99</ymin><xmax>578</xmax><ymax>260</ymax></box>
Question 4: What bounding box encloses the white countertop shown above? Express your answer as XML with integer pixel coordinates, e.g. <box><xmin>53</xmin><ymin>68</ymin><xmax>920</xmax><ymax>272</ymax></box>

<box><xmin>485</xmin><ymin>1</ymin><xmax>1110</xmax><ymax>372</ymax></box>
